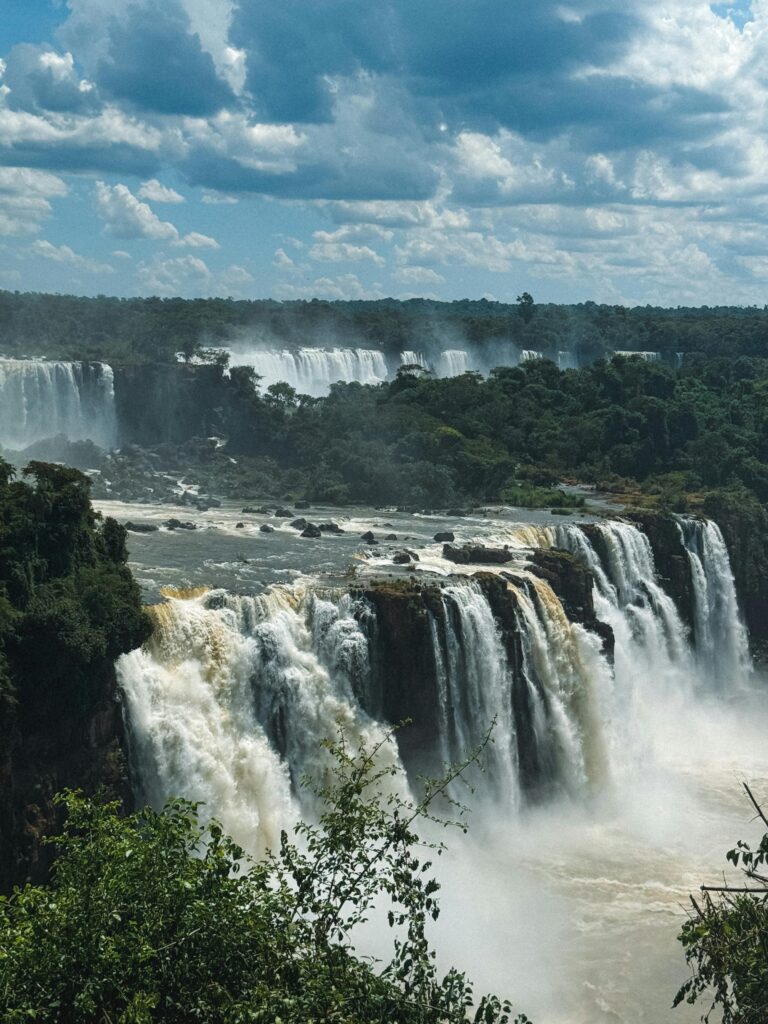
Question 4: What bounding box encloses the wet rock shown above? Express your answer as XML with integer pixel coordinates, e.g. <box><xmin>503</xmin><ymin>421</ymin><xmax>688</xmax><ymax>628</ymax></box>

<box><xmin>260</xmin><ymin>524</ymin><xmax>275</xmax><ymax>533</ymax></box>
<box><xmin>241</xmin><ymin>506</ymin><xmax>258</xmax><ymax>514</ymax></box>
<box><xmin>393</xmin><ymin>550</ymin><xmax>420</xmax><ymax>564</ymax></box>
<box><xmin>124</xmin><ymin>521</ymin><xmax>159</xmax><ymax>533</ymax></box>
<box><xmin>290</xmin><ymin>517</ymin><xmax>308</xmax><ymax>531</ymax></box>
<box><xmin>434</xmin><ymin>531</ymin><xmax>455</xmax><ymax>542</ymax></box>
<box><xmin>301</xmin><ymin>523</ymin><xmax>322</xmax><ymax>538</ymax></box>
<box><xmin>164</xmin><ymin>518</ymin><xmax>197</xmax><ymax>531</ymax></box>
<box><xmin>274</xmin><ymin>507</ymin><xmax>293</xmax><ymax>518</ymax></box>
<box><xmin>235</xmin><ymin>522</ymin><xmax>245</xmax><ymax>529</ymax></box>
<box><xmin>361</xmin><ymin>530</ymin><xmax>376</xmax><ymax>543</ymax></box>
<box><xmin>442</xmin><ymin>543</ymin><xmax>512</xmax><ymax>565</ymax></box>
<box><xmin>318</xmin><ymin>522</ymin><xmax>344</xmax><ymax>534</ymax></box>
<box><xmin>294</xmin><ymin>499</ymin><xmax>310</xmax><ymax>510</ymax></box>
<box><xmin>385</xmin><ymin>533</ymin><xmax>398</xmax><ymax>541</ymax></box>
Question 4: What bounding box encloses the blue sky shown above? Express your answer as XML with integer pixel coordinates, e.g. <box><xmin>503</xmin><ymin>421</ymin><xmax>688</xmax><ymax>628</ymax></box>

<box><xmin>0</xmin><ymin>0</ymin><xmax>765</xmax><ymax>305</ymax></box>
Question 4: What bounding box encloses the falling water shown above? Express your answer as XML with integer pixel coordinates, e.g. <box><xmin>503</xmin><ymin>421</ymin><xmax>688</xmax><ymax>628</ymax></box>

<box><xmin>228</xmin><ymin>347</ymin><xmax>388</xmax><ymax>395</ymax></box>
<box><xmin>0</xmin><ymin>358</ymin><xmax>117</xmax><ymax>449</ymax></box>
<box><xmin>676</xmin><ymin>517</ymin><xmax>752</xmax><ymax>689</ymax></box>
<box><xmin>117</xmin><ymin>585</ymin><xmax>406</xmax><ymax>855</ymax></box>
<box><xmin>399</xmin><ymin>349</ymin><xmax>430</xmax><ymax>368</ymax></box>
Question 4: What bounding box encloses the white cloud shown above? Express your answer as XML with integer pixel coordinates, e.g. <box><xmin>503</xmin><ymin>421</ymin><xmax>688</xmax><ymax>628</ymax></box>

<box><xmin>136</xmin><ymin>254</ymin><xmax>253</xmax><ymax>297</ymax></box>
<box><xmin>273</xmin><ymin>247</ymin><xmax>295</xmax><ymax>269</ymax></box>
<box><xmin>176</xmin><ymin>231</ymin><xmax>220</xmax><ymax>249</ymax></box>
<box><xmin>309</xmin><ymin>241</ymin><xmax>385</xmax><ymax>265</ymax></box>
<box><xmin>138</xmin><ymin>178</ymin><xmax>185</xmax><ymax>203</ymax></box>
<box><xmin>0</xmin><ymin>167</ymin><xmax>67</xmax><ymax>236</ymax></box>
<box><xmin>275</xmin><ymin>273</ymin><xmax>385</xmax><ymax>300</ymax></box>
<box><xmin>30</xmin><ymin>238</ymin><xmax>113</xmax><ymax>273</ymax></box>
<box><xmin>392</xmin><ymin>265</ymin><xmax>445</xmax><ymax>285</ymax></box>
<box><xmin>94</xmin><ymin>181</ymin><xmax>180</xmax><ymax>240</ymax></box>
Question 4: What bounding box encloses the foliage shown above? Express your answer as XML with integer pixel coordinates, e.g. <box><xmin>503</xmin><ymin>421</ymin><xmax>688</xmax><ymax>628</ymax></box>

<box><xmin>675</xmin><ymin>785</ymin><xmax>768</xmax><ymax>1023</ymax></box>
<box><xmin>0</xmin><ymin>735</ymin><xmax>528</xmax><ymax>1024</ymax></box>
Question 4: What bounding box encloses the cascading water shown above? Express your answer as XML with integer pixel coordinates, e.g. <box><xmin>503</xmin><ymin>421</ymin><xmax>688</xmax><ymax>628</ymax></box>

<box><xmin>676</xmin><ymin>517</ymin><xmax>752</xmax><ymax>689</ymax></box>
<box><xmin>399</xmin><ymin>349</ymin><xmax>429</xmax><ymax>368</ymax></box>
<box><xmin>227</xmin><ymin>347</ymin><xmax>388</xmax><ymax>395</ymax></box>
<box><xmin>0</xmin><ymin>358</ymin><xmax>117</xmax><ymax>449</ymax></box>
<box><xmin>424</xmin><ymin>578</ymin><xmax>608</xmax><ymax>808</ymax></box>
<box><xmin>436</xmin><ymin>349</ymin><xmax>473</xmax><ymax>376</ymax></box>
<box><xmin>117</xmin><ymin>585</ymin><xmax>406</xmax><ymax>855</ymax></box>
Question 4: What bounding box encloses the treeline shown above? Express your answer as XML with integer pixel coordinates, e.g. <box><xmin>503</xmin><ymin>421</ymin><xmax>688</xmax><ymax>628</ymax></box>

<box><xmin>212</xmin><ymin>355</ymin><xmax>768</xmax><ymax>512</ymax></box>
<box><xmin>3</xmin><ymin>289</ymin><xmax>768</xmax><ymax>363</ymax></box>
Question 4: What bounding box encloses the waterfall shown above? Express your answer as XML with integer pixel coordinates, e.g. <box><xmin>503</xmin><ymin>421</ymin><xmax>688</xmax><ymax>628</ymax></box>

<box><xmin>117</xmin><ymin>586</ymin><xmax>406</xmax><ymax>856</ymax></box>
<box><xmin>612</xmin><ymin>351</ymin><xmax>661</xmax><ymax>362</ymax></box>
<box><xmin>676</xmin><ymin>517</ymin><xmax>752</xmax><ymax>688</ymax></box>
<box><xmin>436</xmin><ymin>350</ymin><xmax>473</xmax><ymax>376</ymax></box>
<box><xmin>228</xmin><ymin>347</ymin><xmax>388</xmax><ymax>395</ymax></box>
<box><xmin>399</xmin><ymin>350</ymin><xmax>429</xmax><ymax>369</ymax></box>
<box><xmin>557</xmin><ymin>350</ymin><xmax>578</xmax><ymax>370</ymax></box>
<box><xmin>520</xmin><ymin>350</ymin><xmax>544</xmax><ymax>363</ymax></box>
<box><xmin>0</xmin><ymin>359</ymin><xmax>116</xmax><ymax>450</ymax></box>
<box><xmin>426</xmin><ymin>579</ymin><xmax>607</xmax><ymax>807</ymax></box>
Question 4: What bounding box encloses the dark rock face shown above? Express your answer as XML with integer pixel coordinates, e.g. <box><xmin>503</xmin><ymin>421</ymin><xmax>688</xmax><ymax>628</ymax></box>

<box><xmin>434</xmin><ymin>531</ymin><xmax>455</xmax><ymax>542</ymax></box>
<box><xmin>301</xmin><ymin>524</ymin><xmax>321</xmax><ymax>538</ymax></box>
<box><xmin>259</xmin><ymin>523</ymin><xmax>275</xmax><ymax>533</ymax></box>
<box><xmin>621</xmin><ymin>512</ymin><xmax>694</xmax><ymax>630</ymax></box>
<box><xmin>124</xmin><ymin>521</ymin><xmax>159</xmax><ymax>533</ymax></box>
<box><xmin>361</xmin><ymin>531</ymin><xmax>376</xmax><ymax>543</ymax></box>
<box><xmin>354</xmin><ymin>581</ymin><xmax>445</xmax><ymax>778</ymax></box>
<box><xmin>442</xmin><ymin>544</ymin><xmax>512</xmax><ymax>565</ymax></box>
<box><xmin>114</xmin><ymin>363</ymin><xmax>228</xmax><ymax>447</ymax></box>
<box><xmin>294</xmin><ymin>499</ymin><xmax>310</xmax><ymax>510</ymax></box>
<box><xmin>290</xmin><ymin>518</ymin><xmax>308</xmax><ymax>531</ymax></box>
<box><xmin>527</xmin><ymin>549</ymin><xmax>614</xmax><ymax>658</ymax></box>
<box><xmin>274</xmin><ymin>507</ymin><xmax>293</xmax><ymax>518</ymax></box>
<box><xmin>0</xmin><ymin>678</ymin><xmax>129</xmax><ymax>892</ymax></box>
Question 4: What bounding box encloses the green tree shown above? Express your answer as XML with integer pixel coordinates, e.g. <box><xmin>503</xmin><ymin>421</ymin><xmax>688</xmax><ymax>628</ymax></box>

<box><xmin>675</xmin><ymin>784</ymin><xmax>768</xmax><ymax>1023</ymax></box>
<box><xmin>0</xmin><ymin>734</ymin><xmax>528</xmax><ymax>1024</ymax></box>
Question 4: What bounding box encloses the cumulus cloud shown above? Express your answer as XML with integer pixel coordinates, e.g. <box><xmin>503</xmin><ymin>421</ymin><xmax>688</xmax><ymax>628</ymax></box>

<box><xmin>176</xmin><ymin>231</ymin><xmax>220</xmax><ymax>249</ymax></box>
<box><xmin>138</xmin><ymin>178</ymin><xmax>185</xmax><ymax>203</ymax></box>
<box><xmin>309</xmin><ymin>241</ymin><xmax>384</xmax><ymax>265</ymax></box>
<box><xmin>0</xmin><ymin>166</ymin><xmax>67</xmax><ymax>236</ymax></box>
<box><xmin>94</xmin><ymin>181</ymin><xmax>179</xmax><ymax>240</ymax></box>
<box><xmin>30</xmin><ymin>238</ymin><xmax>113</xmax><ymax>273</ymax></box>
<box><xmin>136</xmin><ymin>253</ymin><xmax>253</xmax><ymax>296</ymax></box>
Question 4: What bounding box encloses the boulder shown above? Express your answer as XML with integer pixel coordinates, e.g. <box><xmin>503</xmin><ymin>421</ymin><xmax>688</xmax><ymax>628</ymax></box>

<box><xmin>124</xmin><ymin>521</ymin><xmax>159</xmax><ymax>533</ymax></box>
<box><xmin>235</xmin><ymin>522</ymin><xmax>245</xmax><ymax>529</ymax></box>
<box><xmin>301</xmin><ymin>524</ymin><xmax>322</xmax><ymax>538</ymax></box>
<box><xmin>164</xmin><ymin>518</ymin><xmax>197</xmax><ymax>531</ymax></box>
<box><xmin>290</xmin><ymin>518</ymin><xmax>308</xmax><ymax>531</ymax></box>
<box><xmin>260</xmin><ymin>524</ymin><xmax>275</xmax><ymax>533</ymax></box>
<box><xmin>294</xmin><ymin>499</ymin><xmax>310</xmax><ymax>510</ymax></box>
<box><xmin>442</xmin><ymin>543</ymin><xmax>512</xmax><ymax>565</ymax></box>
<box><xmin>318</xmin><ymin>522</ymin><xmax>344</xmax><ymax>534</ymax></box>
<box><xmin>434</xmin><ymin>531</ymin><xmax>455</xmax><ymax>542</ymax></box>
<box><xmin>361</xmin><ymin>530</ymin><xmax>376</xmax><ymax>543</ymax></box>
<box><xmin>274</xmin><ymin>507</ymin><xmax>293</xmax><ymax>518</ymax></box>
<box><xmin>385</xmin><ymin>533</ymin><xmax>398</xmax><ymax>541</ymax></box>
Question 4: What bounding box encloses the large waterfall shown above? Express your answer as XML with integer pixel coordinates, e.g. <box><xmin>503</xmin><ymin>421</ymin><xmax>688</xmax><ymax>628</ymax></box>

<box><xmin>0</xmin><ymin>358</ymin><xmax>117</xmax><ymax>450</ymax></box>
<box><xmin>114</xmin><ymin>513</ymin><xmax>760</xmax><ymax>1021</ymax></box>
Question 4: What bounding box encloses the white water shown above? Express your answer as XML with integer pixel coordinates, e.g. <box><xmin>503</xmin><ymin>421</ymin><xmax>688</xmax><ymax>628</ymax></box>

<box><xmin>0</xmin><ymin>358</ymin><xmax>116</xmax><ymax>449</ymax></box>
<box><xmin>116</xmin><ymin>513</ymin><xmax>765</xmax><ymax>1022</ymax></box>
<box><xmin>227</xmin><ymin>347</ymin><xmax>388</xmax><ymax>395</ymax></box>
<box><xmin>117</xmin><ymin>585</ymin><xmax>406</xmax><ymax>853</ymax></box>
<box><xmin>677</xmin><ymin>517</ymin><xmax>752</xmax><ymax>690</ymax></box>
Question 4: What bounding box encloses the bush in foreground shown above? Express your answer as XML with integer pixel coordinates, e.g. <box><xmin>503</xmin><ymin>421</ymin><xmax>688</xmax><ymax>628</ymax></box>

<box><xmin>0</xmin><ymin>735</ymin><xmax>527</xmax><ymax>1024</ymax></box>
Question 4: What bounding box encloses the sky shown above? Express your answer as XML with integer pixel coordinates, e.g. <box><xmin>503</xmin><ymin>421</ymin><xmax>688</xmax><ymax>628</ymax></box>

<box><xmin>0</xmin><ymin>0</ymin><xmax>766</xmax><ymax>305</ymax></box>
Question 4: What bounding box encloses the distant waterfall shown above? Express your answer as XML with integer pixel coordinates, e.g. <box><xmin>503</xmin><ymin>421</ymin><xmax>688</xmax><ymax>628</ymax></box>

<box><xmin>676</xmin><ymin>518</ymin><xmax>752</xmax><ymax>688</ymax></box>
<box><xmin>0</xmin><ymin>359</ymin><xmax>116</xmax><ymax>449</ymax></box>
<box><xmin>228</xmin><ymin>347</ymin><xmax>388</xmax><ymax>395</ymax></box>
<box><xmin>399</xmin><ymin>350</ymin><xmax>429</xmax><ymax>368</ymax></box>
<box><xmin>436</xmin><ymin>350</ymin><xmax>473</xmax><ymax>376</ymax></box>
<box><xmin>117</xmin><ymin>586</ymin><xmax>406</xmax><ymax>856</ymax></box>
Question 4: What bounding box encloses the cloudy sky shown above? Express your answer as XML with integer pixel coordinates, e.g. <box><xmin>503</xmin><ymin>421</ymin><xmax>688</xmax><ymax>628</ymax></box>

<box><xmin>0</xmin><ymin>0</ymin><xmax>766</xmax><ymax>304</ymax></box>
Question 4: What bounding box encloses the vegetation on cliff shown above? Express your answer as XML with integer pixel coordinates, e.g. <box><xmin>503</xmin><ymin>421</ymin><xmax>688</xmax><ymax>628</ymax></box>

<box><xmin>0</xmin><ymin>460</ymin><xmax>151</xmax><ymax>890</ymax></box>
<box><xmin>0</xmin><ymin>738</ymin><xmax>525</xmax><ymax>1024</ymax></box>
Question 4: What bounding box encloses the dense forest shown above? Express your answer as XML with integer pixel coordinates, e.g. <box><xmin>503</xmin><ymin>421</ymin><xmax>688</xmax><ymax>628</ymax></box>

<box><xmin>4</xmin><ymin>288</ymin><xmax>768</xmax><ymax>363</ymax></box>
